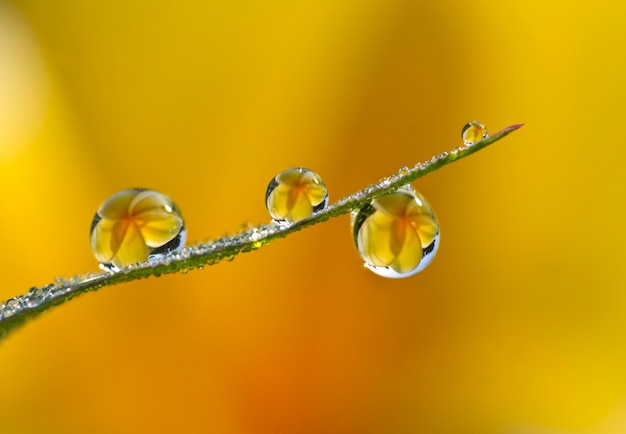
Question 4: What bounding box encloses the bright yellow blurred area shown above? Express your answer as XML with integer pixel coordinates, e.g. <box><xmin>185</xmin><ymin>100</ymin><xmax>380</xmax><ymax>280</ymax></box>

<box><xmin>1</xmin><ymin>0</ymin><xmax>625</xmax><ymax>433</ymax></box>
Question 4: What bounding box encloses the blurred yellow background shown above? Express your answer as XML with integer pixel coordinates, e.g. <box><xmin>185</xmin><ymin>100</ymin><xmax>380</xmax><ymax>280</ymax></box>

<box><xmin>1</xmin><ymin>1</ymin><xmax>625</xmax><ymax>433</ymax></box>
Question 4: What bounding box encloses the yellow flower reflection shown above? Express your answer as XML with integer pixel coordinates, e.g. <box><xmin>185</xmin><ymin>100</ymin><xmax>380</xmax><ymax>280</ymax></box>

<box><xmin>90</xmin><ymin>189</ymin><xmax>185</xmax><ymax>269</ymax></box>
<box><xmin>265</xmin><ymin>168</ymin><xmax>329</xmax><ymax>223</ymax></box>
<box><xmin>353</xmin><ymin>186</ymin><xmax>439</xmax><ymax>278</ymax></box>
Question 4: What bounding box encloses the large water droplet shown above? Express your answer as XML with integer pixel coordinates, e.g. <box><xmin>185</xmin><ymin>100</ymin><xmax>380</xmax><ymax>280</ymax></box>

<box><xmin>265</xmin><ymin>168</ymin><xmax>328</xmax><ymax>224</ymax></box>
<box><xmin>351</xmin><ymin>185</ymin><xmax>440</xmax><ymax>278</ymax></box>
<box><xmin>90</xmin><ymin>188</ymin><xmax>186</xmax><ymax>271</ymax></box>
<box><xmin>461</xmin><ymin>121</ymin><xmax>488</xmax><ymax>145</ymax></box>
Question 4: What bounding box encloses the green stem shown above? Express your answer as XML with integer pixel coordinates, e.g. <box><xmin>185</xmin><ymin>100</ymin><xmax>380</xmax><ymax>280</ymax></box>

<box><xmin>0</xmin><ymin>124</ymin><xmax>523</xmax><ymax>342</ymax></box>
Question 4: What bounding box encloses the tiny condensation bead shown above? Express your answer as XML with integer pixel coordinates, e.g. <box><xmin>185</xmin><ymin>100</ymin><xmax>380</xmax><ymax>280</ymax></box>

<box><xmin>90</xmin><ymin>188</ymin><xmax>186</xmax><ymax>270</ymax></box>
<box><xmin>352</xmin><ymin>185</ymin><xmax>439</xmax><ymax>278</ymax></box>
<box><xmin>265</xmin><ymin>167</ymin><xmax>329</xmax><ymax>224</ymax></box>
<box><xmin>461</xmin><ymin>120</ymin><xmax>489</xmax><ymax>145</ymax></box>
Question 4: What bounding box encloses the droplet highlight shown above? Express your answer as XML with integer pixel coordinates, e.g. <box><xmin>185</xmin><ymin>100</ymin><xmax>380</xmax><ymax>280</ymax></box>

<box><xmin>351</xmin><ymin>186</ymin><xmax>439</xmax><ymax>278</ymax></box>
<box><xmin>461</xmin><ymin>120</ymin><xmax>488</xmax><ymax>145</ymax></box>
<box><xmin>90</xmin><ymin>188</ymin><xmax>186</xmax><ymax>270</ymax></box>
<box><xmin>265</xmin><ymin>167</ymin><xmax>328</xmax><ymax>224</ymax></box>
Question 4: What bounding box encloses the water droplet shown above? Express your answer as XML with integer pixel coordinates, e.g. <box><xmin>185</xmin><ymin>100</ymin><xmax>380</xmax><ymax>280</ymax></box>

<box><xmin>378</xmin><ymin>178</ymin><xmax>392</xmax><ymax>188</ymax></box>
<box><xmin>1</xmin><ymin>298</ymin><xmax>21</xmax><ymax>317</ymax></box>
<box><xmin>90</xmin><ymin>188</ymin><xmax>186</xmax><ymax>271</ymax></box>
<box><xmin>461</xmin><ymin>121</ymin><xmax>488</xmax><ymax>145</ymax></box>
<box><xmin>54</xmin><ymin>276</ymin><xmax>69</xmax><ymax>288</ymax></box>
<box><xmin>351</xmin><ymin>185</ymin><xmax>440</xmax><ymax>278</ymax></box>
<box><xmin>247</xmin><ymin>228</ymin><xmax>264</xmax><ymax>249</ymax></box>
<box><xmin>25</xmin><ymin>286</ymin><xmax>48</xmax><ymax>308</ymax></box>
<box><xmin>265</xmin><ymin>168</ymin><xmax>329</xmax><ymax>224</ymax></box>
<box><xmin>415</xmin><ymin>162</ymin><xmax>429</xmax><ymax>171</ymax></box>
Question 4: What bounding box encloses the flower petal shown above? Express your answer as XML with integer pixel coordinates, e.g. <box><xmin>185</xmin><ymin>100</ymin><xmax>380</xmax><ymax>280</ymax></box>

<box><xmin>413</xmin><ymin>214</ymin><xmax>438</xmax><ymax>248</ymax></box>
<box><xmin>372</xmin><ymin>191</ymin><xmax>414</xmax><ymax>218</ymax></box>
<box><xmin>111</xmin><ymin>222</ymin><xmax>149</xmax><ymax>268</ymax></box>
<box><xmin>267</xmin><ymin>183</ymin><xmax>314</xmax><ymax>221</ymax></box>
<box><xmin>358</xmin><ymin>211</ymin><xmax>399</xmax><ymax>268</ymax></box>
<box><xmin>390</xmin><ymin>219</ymin><xmax>423</xmax><ymax>274</ymax></box>
<box><xmin>98</xmin><ymin>189</ymin><xmax>138</xmax><ymax>220</ymax></box>
<box><xmin>134</xmin><ymin>210</ymin><xmax>183</xmax><ymax>248</ymax></box>
<box><xmin>305</xmin><ymin>183</ymin><xmax>328</xmax><ymax>207</ymax></box>
<box><xmin>129</xmin><ymin>190</ymin><xmax>173</xmax><ymax>215</ymax></box>
<box><xmin>91</xmin><ymin>219</ymin><xmax>127</xmax><ymax>263</ymax></box>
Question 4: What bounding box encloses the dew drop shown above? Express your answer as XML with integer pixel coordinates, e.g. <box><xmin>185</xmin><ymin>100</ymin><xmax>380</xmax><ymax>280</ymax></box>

<box><xmin>461</xmin><ymin>120</ymin><xmax>488</xmax><ymax>145</ymax></box>
<box><xmin>265</xmin><ymin>168</ymin><xmax>329</xmax><ymax>224</ymax></box>
<box><xmin>247</xmin><ymin>228</ymin><xmax>264</xmax><ymax>249</ymax></box>
<box><xmin>25</xmin><ymin>286</ymin><xmax>47</xmax><ymax>308</ymax></box>
<box><xmin>415</xmin><ymin>162</ymin><xmax>429</xmax><ymax>171</ymax></box>
<box><xmin>351</xmin><ymin>185</ymin><xmax>440</xmax><ymax>278</ymax></box>
<box><xmin>378</xmin><ymin>178</ymin><xmax>392</xmax><ymax>188</ymax></box>
<box><xmin>90</xmin><ymin>188</ymin><xmax>186</xmax><ymax>271</ymax></box>
<box><xmin>54</xmin><ymin>276</ymin><xmax>69</xmax><ymax>288</ymax></box>
<box><xmin>1</xmin><ymin>298</ymin><xmax>21</xmax><ymax>318</ymax></box>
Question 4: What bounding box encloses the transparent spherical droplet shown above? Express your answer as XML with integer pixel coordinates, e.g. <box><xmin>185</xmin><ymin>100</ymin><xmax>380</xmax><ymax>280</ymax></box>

<box><xmin>2</xmin><ymin>298</ymin><xmax>21</xmax><ymax>317</ymax></box>
<box><xmin>90</xmin><ymin>188</ymin><xmax>186</xmax><ymax>271</ymax></box>
<box><xmin>265</xmin><ymin>167</ymin><xmax>328</xmax><ymax>224</ymax></box>
<box><xmin>461</xmin><ymin>120</ymin><xmax>488</xmax><ymax>145</ymax></box>
<box><xmin>351</xmin><ymin>186</ymin><xmax>439</xmax><ymax>278</ymax></box>
<box><xmin>26</xmin><ymin>286</ymin><xmax>48</xmax><ymax>308</ymax></box>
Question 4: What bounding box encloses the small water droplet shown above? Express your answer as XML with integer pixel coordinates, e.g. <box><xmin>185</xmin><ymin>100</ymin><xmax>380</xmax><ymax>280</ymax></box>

<box><xmin>265</xmin><ymin>168</ymin><xmax>329</xmax><ymax>224</ymax></box>
<box><xmin>248</xmin><ymin>228</ymin><xmax>264</xmax><ymax>248</ymax></box>
<box><xmin>249</xmin><ymin>228</ymin><xmax>261</xmax><ymax>241</ymax></box>
<box><xmin>378</xmin><ymin>178</ymin><xmax>392</xmax><ymax>188</ymax></box>
<box><xmin>90</xmin><ymin>188</ymin><xmax>186</xmax><ymax>270</ymax></box>
<box><xmin>351</xmin><ymin>185</ymin><xmax>440</xmax><ymax>278</ymax></box>
<box><xmin>54</xmin><ymin>276</ymin><xmax>69</xmax><ymax>288</ymax></box>
<box><xmin>1</xmin><ymin>298</ymin><xmax>21</xmax><ymax>317</ymax></box>
<box><xmin>461</xmin><ymin>120</ymin><xmax>488</xmax><ymax>145</ymax></box>
<box><xmin>25</xmin><ymin>287</ymin><xmax>47</xmax><ymax>308</ymax></box>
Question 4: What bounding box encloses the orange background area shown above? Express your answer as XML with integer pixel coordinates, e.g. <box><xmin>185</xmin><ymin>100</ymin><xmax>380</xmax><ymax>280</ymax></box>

<box><xmin>1</xmin><ymin>1</ymin><xmax>625</xmax><ymax>433</ymax></box>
